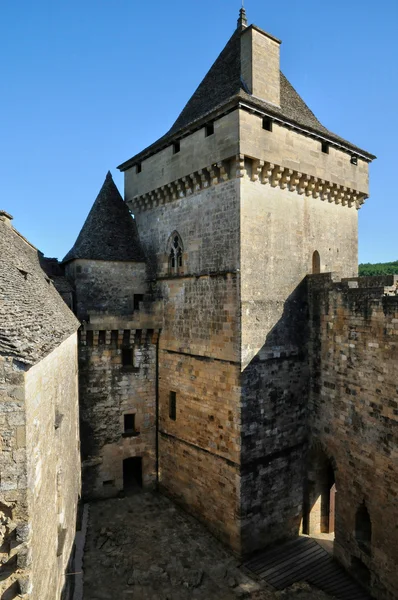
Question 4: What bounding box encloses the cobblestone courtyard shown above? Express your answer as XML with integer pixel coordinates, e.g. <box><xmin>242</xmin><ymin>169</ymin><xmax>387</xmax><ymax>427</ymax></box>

<box><xmin>82</xmin><ymin>492</ymin><xmax>333</xmax><ymax>600</ymax></box>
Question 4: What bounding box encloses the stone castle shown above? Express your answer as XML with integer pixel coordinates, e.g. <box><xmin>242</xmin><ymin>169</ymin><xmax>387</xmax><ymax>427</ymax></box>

<box><xmin>0</xmin><ymin>8</ymin><xmax>397</xmax><ymax>600</ymax></box>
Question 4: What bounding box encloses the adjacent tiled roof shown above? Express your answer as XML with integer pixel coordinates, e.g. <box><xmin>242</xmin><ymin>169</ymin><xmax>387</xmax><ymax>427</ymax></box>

<box><xmin>63</xmin><ymin>172</ymin><xmax>145</xmax><ymax>263</ymax></box>
<box><xmin>0</xmin><ymin>218</ymin><xmax>79</xmax><ymax>367</ymax></box>
<box><xmin>118</xmin><ymin>24</ymin><xmax>374</xmax><ymax>170</ymax></box>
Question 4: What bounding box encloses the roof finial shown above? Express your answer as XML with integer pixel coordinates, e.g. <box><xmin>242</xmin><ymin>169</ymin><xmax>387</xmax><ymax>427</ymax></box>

<box><xmin>237</xmin><ymin>2</ymin><xmax>248</xmax><ymax>30</ymax></box>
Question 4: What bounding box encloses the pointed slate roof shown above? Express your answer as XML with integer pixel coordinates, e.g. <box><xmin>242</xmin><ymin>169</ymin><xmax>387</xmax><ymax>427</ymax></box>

<box><xmin>63</xmin><ymin>172</ymin><xmax>145</xmax><ymax>263</ymax></box>
<box><xmin>118</xmin><ymin>18</ymin><xmax>374</xmax><ymax>171</ymax></box>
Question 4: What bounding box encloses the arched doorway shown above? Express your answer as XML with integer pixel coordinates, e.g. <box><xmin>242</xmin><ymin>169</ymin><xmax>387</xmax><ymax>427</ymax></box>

<box><xmin>312</xmin><ymin>251</ymin><xmax>321</xmax><ymax>274</ymax></box>
<box><xmin>304</xmin><ymin>447</ymin><xmax>336</xmax><ymax>536</ymax></box>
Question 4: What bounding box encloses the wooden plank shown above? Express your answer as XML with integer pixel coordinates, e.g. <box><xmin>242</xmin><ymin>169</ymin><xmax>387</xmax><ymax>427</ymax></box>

<box><xmin>269</xmin><ymin>555</ymin><xmax>333</xmax><ymax>588</ymax></box>
<box><xmin>257</xmin><ymin>543</ymin><xmax>326</xmax><ymax>579</ymax></box>
<box><xmin>244</xmin><ymin>538</ymin><xmax>311</xmax><ymax>571</ymax></box>
<box><xmin>244</xmin><ymin>538</ymin><xmax>372</xmax><ymax>600</ymax></box>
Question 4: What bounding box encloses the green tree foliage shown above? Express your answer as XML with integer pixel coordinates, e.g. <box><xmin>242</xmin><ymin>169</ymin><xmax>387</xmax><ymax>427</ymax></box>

<box><xmin>359</xmin><ymin>260</ymin><xmax>398</xmax><ymax>276</ymax></box>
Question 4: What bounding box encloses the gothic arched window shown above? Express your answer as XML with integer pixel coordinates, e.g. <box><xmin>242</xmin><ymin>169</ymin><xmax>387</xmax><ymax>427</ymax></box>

<box><xmin>168</xmin><ymin>232</ymin><xmax>183</xmax><ymax>274</ymax></box>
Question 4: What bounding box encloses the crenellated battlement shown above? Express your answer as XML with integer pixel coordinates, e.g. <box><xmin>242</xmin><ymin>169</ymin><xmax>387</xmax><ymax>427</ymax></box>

<box><xmin>79</xmin><ymin>327</ymin><xmax>160</xmax><ymax>347</ymax></box>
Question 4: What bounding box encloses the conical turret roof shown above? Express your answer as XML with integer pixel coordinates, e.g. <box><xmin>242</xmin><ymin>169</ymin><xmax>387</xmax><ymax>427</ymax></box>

<box><xmin>63</xmin><ymin>172</ymin><xmax>144</xmax><ymax>263</ymax></box>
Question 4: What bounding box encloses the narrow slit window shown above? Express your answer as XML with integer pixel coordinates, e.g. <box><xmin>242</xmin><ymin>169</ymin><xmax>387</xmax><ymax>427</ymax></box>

<box><xmin>351</xmin><ymin>155</ymin><xmax>358</xmax><ymax>165</ymax></box>
<box><xmin>136</xmin><ymin>163</ymin><xmax>142</xmax><ymax>174</ymax></box>
<box><xmin>173</xmin><ymin>141</ymin><xmax>180</xmax><ymax>154</ymax></box>
<box><xmin>205</xmin><ymin>122</ymin><xmax>214</xmax><ymax>137</ymax></box>
<box><xmin>262</xmin><ymin>117</ymin><xmax>273</xmax><ymax>132</ymax></box>
<box><xmin>169</xmin><ymin>391</ymin><xmax>177</xmax><ymax>421</ymax></box>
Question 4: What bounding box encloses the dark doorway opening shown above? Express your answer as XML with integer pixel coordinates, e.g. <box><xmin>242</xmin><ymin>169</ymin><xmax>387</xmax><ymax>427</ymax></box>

<box><xmin>123</xmin><ymin>457</ymin><xmax>142</xmax><ymax>492</ymax></box>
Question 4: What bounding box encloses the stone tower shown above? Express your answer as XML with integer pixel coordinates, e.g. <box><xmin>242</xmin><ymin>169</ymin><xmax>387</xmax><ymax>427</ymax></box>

<box><xmin>63</xmin><ymin>172</ymin><xmax>161</xmax><ymax>498</ymax></box>
<box><xmin>117</xmin><ymin>11</ymin><xmax>375</xmax><ymax>555</ymax></box>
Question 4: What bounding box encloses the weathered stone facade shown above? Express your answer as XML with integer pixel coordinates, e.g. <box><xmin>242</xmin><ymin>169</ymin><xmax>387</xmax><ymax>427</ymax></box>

<box><xmin>0</xmin><ymin>337</ymin><xmax>80</xmax><ymax>600</ymax></box>
<box><xmin>306</xmin><ymin>274</ymin><xmax>398</xmax><ymax>599</ymax></box>
<box><xmin>3</xmin><ymin>8</ymin><xmax>397</xmax><ymax>600</ymax></box>
<box><xmin>0</xmin><ymin>211</ymin><xmax>80</xmax><ymax>600</ymax></box>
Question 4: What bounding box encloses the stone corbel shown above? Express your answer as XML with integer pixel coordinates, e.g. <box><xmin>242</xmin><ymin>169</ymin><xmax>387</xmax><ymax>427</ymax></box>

<box><xmin>290</xmin><ymin>171</ymin><xmax>302</xmax><ymax>193</ymax></box>
<box><xmin>198</xmin><ymin>169</ymin><xmax>210</xmax><ymax>188</ymax></box>
<box><xmin>217</xmin><ymin>161</ymin><xmax>229</xmax><ymax>183</ymax></box>
<box><xmin>271</xmin><ymin>165</ymin><xmax>283</xmax><ymax>187</ymax></box>
<box><xmin>315</xmin><ymin>179</ymin><xmax>324</xmax><ymax>199</ymax></box>
<box><xmin>280</xmin><ymin>168</ymin><xmax>293</xmax><ymax>190</ymax></box>
<box><xmin>251</xmin><ymin>159</ymin><xmax>264</xmax><ymax>182</ymax></box>
<box><xmin>262</xmin><ymin>162</ymin><xmax>274</xmax><ymax>185</ymax></box>
<box><xmin>322</xmin><ymin>185</ymin><xmax>331</xmax><ymax>202</ymax></box>
<box><xmin>167</xmin><ymin>182</ymin><xmax>178</xmax><ymax>200</ymax></box>
<box><xmin>176</xmin><ymin>180</ymin><xmax>185</xmax><ymax>198</ymax></box>
<box><xmin>182</xmin><ymin>176</ymin><xmax>193</xmax><ymax>196</ymax></box>
<box><xmin>236</xmin><ymin>154</ymin><xmax>245</xmax><ymax>178</ymax></box>
<box><xmin>189</xmin><ymin>173</ymin><xmax>201</xmax><ymax>192</ymax></box>
<box><xmin>298</xmin><ymin>174</ymin><xmax>310</xmax><ymax>195</ymax></box>
<box><xmin>209</xmin><ymin>164</ymin><xmax>220</xmax><ymax>185</ymax></box>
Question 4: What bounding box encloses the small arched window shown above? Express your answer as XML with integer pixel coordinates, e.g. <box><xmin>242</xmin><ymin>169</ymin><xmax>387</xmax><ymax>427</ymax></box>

<box><xmin>312</xmin><ymin>250</ymin><xmax>321</xmax><ymax>274</ymax></box>
<box><xmin>355</xmin><ymin>503</ymin><xmax>372</xmax><ymax>554</ymax></box>
<box><xmin>168</xmin><ymin>232</ymin><xmax>183</xmax><ymax>274</ymax></box>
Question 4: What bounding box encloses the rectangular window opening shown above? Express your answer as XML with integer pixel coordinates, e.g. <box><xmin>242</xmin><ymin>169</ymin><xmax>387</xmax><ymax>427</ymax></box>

<box><xmin>103</xmin><ymin>480</ymin><xmax>114</xmax><ymax>486</ymax></box>
<box><xmin>351</xmin><ymin>155</ymin><xmax>358</xmax><ymax>165</ymax></box>
<box><xmin>262</xmin><ymin>117</ymin><xmax>273</xmax><ymax>132</ymax></box>
<box><xmin>136</xmin><ymin>163</ymin><xmax>142</xmax><ymax>174</ymax></box>
<box><xmin>205</xmin><ymin>122</ymin><xmax>214</xmax><ymax>137</ymax></box>
<box><xmin>122</xmin><ymin>348</ymin><xmax>133</xmax><ymax>366</ymax></box>
<box><xmin>98</xmin><ymin>330</ymin><xmax>106</xmax><ymax>345</ymax></box>
<box><xmin>321</xmin><ymin>142</ymin><xmax>329</xmax><ymax>154</ymax></box>
<box><xmin>169</xmin><ymin>391</ymin><xmax>177</xmax><ymax>421</ymax></box>
<box><xmin>111</xmin><ymin>330</ymin><xmax>118</xmax><ymax>346</ymax></box>
<box><xmin>173</xmin><ymin>141</ymin><xmax>180</xmax><ymax>154</ymax></box>
<box><xmin>124</xmin><ymin>413</ymin><xmax>136</xmax><ymax>433</ymax></box>
<box><xmin>133</xmin><ymin>294</ymin><xmax>144</xmax><ymax>311</ymax></box>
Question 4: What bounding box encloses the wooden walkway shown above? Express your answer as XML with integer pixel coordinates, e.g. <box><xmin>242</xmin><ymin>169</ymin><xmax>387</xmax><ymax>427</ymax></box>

<box><xmin>243</xmin><ymin>537</ymin><xmax>372</xmax><ymax>600</ymax></box>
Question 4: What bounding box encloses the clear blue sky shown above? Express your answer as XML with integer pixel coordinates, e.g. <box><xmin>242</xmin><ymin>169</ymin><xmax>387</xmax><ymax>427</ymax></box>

<box><xmin>1</xmin><ymin>0</ymin><xmax>397</xmax><ymax>263</ymax></box>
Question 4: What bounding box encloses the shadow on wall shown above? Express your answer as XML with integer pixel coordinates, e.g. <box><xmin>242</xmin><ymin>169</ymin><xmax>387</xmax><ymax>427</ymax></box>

<box><xmin>239</xmin><ymin>276</ymin><xmax>311</xmax><ymax>553</ymax></box>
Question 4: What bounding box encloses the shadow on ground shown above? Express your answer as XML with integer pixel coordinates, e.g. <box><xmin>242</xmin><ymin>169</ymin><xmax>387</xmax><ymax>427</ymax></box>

<box><xmin>82</xmin><ymin>492</ymin><xmax>335</xmax><ymax>600</ymax></box>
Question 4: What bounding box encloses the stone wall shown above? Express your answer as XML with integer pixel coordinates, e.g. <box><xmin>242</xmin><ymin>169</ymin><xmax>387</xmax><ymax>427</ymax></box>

<box><xmin>124</xmin><ymin>111</ymin><xmax>239</xmax><ymax>201</ymax></box>
<box><xmin>0</xmin><ymin>357</ymin><xmax>29</xmax><ymax>599</ymax></box>
<box><xmin>24</xmin><ymin>334</ymin><xmax>80</xmax><ymax>600</ymax></box>
<box><xmin>239</xmin><ymin>111</ymin><xmax>369</xmax><ymax>196</ymax></box>
<box><xmin>65</xmin><ymin>259</ymin><xmax>147</xmax><ymax>321</ymax></box>
<box><xmin>131</xmin><ymin>177</ymin><xmax>242</xmax><ymax>551</ymax></box>
<box><xmin>238</xmin><ymin>164</ymin><xmax>358</xmax><ymax>554</ymax></box>
<box><xmin>308</xmin><ymin>274</ymin><xmax>398</xmax><ymax>600</ymax></box>
<box><xmin>79</xmin><ymin>317</ymin><xmax>159</xmax><ymax>499</ymax></box>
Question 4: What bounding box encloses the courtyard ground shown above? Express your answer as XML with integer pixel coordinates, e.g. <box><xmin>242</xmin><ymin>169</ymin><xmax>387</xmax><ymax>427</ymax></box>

<box><xmin>82</xmin><ymin>491</ymin><xmax>333</xmax><ymax>600</ymax></box>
